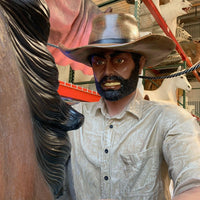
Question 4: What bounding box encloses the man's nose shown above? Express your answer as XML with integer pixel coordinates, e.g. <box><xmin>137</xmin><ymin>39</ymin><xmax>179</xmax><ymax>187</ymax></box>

<box><xmin>104</xmin><ymin>61</ymin><xmax>114</xmax><ymax>76</ymax></box>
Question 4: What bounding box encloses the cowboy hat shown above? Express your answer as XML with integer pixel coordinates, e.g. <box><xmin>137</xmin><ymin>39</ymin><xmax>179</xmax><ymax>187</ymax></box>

<box><xmin>59</xmin><ymin>13</ymin><xmax>175</xmax><ymax>68</ymax></box>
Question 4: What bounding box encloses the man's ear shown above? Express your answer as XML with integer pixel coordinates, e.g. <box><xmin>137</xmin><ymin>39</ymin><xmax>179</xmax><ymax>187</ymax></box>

<box><xmin>139</xmin><ymin>56</ymin><xmax>146</xmax><ymax>74</ymax></box>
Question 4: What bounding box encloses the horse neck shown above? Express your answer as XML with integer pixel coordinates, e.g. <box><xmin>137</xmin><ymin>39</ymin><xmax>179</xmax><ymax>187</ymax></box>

<box><xmin>159</xmin><ymin>78</ymin><xmax>177</xmax><ymax>100</ymax></box>
<box><xmin>166</xmin><ymin>18</ymin><xmax>177</xmax><ymax>36</ymax></box>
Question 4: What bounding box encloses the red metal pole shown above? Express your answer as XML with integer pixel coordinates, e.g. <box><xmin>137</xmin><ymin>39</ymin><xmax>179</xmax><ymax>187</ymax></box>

<box><xmin>142</xmin><ymin>0</ymin><xmax>200</xmax><ymax>82</ymax></box>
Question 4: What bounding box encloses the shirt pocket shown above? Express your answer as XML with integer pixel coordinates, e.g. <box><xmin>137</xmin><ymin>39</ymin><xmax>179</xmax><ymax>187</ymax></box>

<box><xmin>119</xmin><ymin>147</ymin><xmax>162</xmax><ymax>198</ymax></box>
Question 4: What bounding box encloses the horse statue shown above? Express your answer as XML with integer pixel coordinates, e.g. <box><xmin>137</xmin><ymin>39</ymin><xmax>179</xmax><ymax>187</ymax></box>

<box><xmin>0</xmin><ymin>0</ymin><xmax>84</xmax><ymax>199</ymax></box>
<box><xmin>150</xmin><ymin>0</ymin><xmax>192</xmax><ymax>36</ymax></box>
<box><xmin>176</xmin><ymin>22</ymin><xmax>192</xmax><ymax>43</ymax></box>
<box><xmin>138</xmin><ymin>66</ymin><xmax>192</xmax><ymax>104</ymax></box>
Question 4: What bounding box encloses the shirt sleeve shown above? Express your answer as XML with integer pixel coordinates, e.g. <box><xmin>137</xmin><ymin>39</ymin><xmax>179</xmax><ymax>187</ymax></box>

<box><xmin>162</xmin><ymin>107</ymin><xmax>200</xmax><ymax>196</ymax></box>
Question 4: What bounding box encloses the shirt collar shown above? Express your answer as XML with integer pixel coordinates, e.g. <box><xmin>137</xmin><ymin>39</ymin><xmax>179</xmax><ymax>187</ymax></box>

<box><xmin>94</xmin><ymin>89</ymin><xmax>144</xmax><ymax>120</ymax></box>
<box><xmin>126</xmin><ymin>89</ymin><xmax>143</xmax><ymax>119</ymax></box>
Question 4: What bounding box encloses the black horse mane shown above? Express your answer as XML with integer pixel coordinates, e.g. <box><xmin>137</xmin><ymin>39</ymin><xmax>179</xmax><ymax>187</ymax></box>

<box><xmin>0</xmin><ymin>0</ymin><xmax>83</xmax><ymax>198</ymax></box>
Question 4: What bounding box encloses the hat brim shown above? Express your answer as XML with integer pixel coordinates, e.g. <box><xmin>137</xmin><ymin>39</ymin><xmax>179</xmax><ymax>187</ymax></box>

<box><xmin>59</xmin><ymin>34</ymin><xmax>175</xmax><ymax>68</ymax></box>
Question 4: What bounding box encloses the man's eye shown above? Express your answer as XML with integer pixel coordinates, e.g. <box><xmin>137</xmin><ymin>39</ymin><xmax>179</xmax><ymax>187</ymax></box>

<box><xmin>113</xmin><ymin>58</ymin><xmax>125</xmax><ymax>64</ymax></box>
<box><xmin>91</xmin><ymin>56</ymin><xmax>106</xmax><ymax>66</ymax></box>
<box><xmin>92</xmin><ymin>59</ymin><xmax>105</xmax><ymax>66</ymax></box>
<box><xmin>96</xmin><ymin>60</ymin><xmax>105</xmax><ymax>65</ymax></box>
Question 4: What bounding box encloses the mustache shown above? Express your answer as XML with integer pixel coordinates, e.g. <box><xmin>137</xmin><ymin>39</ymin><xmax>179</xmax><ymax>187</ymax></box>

<box><xmin>99</xmin><ymin>75</ymin><xmax>125</xmax><ymax>84</ymax></box>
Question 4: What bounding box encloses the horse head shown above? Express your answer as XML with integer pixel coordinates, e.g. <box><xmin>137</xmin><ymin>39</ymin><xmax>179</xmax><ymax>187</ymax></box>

<box><xmin>176</xmin><ymin>22</ymin><xmax>192</xmax><ymax>42</ymax></box>
<box><xmin>170</xmin><ymin>0</ymin><xmax>191</xmax><ymax>16</ymax></box>
<box><xmin>174</xmin><ymin>66</ymin><xmax>192</xmax><ymax>92</ymax></box>
<box><xmin>0</xmin><ymin>0</ymin><xmax>84</xmax><ymax>198</ymax></box>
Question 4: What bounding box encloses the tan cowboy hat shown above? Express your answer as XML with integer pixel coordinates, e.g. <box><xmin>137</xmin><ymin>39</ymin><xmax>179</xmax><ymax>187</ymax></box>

<box><xmin>59</xmin><ymin>13</ymin><xmax>175</xmax><ymax>67</ymax></box>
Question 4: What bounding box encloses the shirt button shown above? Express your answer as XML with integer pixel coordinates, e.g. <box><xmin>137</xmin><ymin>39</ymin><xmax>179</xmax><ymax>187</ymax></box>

<box><xmin>105</xmin><ymin>149</ymin><xmax>108</xmax><ymax>153</ymax></box>
<box><xmin>104</xmin><ymin>176</ymin><xmax>109</xmax><ymax>181</ymax></box>
<box><xmin>109</xmin><ymin>124</ymin><xmax>113</xmax><ymax>128</ymax></box>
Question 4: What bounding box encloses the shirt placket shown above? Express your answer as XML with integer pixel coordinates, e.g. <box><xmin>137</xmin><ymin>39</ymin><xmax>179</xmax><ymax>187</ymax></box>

<box><xmin>101</xmin><ymin>119</ymin><xmax>114</xmax><ymax>199</ymax></box>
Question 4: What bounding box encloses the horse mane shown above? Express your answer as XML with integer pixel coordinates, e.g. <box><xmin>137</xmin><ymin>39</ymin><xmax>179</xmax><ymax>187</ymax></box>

<box><xmin>0</xmin><ymin>0</ymin><xmax>83</xmax><ymax>197</ymax></box>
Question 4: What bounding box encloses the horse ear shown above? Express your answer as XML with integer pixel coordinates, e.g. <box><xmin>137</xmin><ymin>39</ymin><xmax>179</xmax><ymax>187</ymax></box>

<box><xmin>177</xmin><ymin>65</ymin><xmax>182</xmax><ymax>71</ymax></box>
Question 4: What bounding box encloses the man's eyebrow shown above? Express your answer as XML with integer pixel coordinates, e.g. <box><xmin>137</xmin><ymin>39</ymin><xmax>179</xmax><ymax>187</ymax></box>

<box><xmin>109</xmin><ymin>52</ymin><xmax>123</xmax><ymax>58</ymax></box>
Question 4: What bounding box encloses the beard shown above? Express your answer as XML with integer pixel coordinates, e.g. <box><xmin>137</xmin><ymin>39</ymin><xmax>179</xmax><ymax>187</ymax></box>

<box><xmin>95</xmin><ymin>67</ymin><xmax>139</xmax><ymax>101</ymax></box>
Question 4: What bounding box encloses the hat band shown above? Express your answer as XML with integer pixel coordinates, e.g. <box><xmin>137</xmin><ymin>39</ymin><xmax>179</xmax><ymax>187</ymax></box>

<box><xmin>89</xmin><ymin>38</ymin><xmax>133</xmax><ymax>44</ymax></box>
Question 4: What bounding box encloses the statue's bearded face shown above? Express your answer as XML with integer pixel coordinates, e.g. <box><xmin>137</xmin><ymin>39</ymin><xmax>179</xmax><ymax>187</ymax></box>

<box><xmin>90</xmin><ymin>51</ymin><xmax>141</xmax><ymax>101</ymax></box>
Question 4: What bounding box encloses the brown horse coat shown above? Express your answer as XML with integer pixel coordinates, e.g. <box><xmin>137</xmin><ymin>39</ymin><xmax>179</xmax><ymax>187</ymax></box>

<box><xmin>0</xmin><ymin>0</ymin><xmax>84</xmax><ymax>199</ymax></box>
<box><xmin>0</xmin><ymin>10</ymin><xmax>53</xmax><ymax>200</ymax></box>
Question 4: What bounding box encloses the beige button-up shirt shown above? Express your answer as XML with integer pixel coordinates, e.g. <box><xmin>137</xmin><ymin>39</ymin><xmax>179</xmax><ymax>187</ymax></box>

<box><xmin>68</xmin><ymin>91</ymin><xmax>200</xmax><ymax>200</ymax></box>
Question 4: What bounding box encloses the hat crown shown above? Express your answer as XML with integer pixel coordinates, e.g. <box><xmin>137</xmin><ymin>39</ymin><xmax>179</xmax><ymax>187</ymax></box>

<box><xmin>89</xmin><ymin>13</ymin><xmax>140</xmax><ymax>45</ymax></box>
<box><xmin>60</xmin><ymin>13</ymin><xmax>175</xmax><ymax>68</ymax></box>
